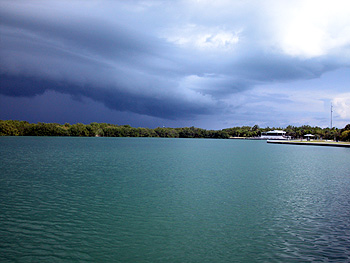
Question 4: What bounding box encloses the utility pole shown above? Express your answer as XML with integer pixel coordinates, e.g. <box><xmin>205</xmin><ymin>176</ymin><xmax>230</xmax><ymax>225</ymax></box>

<box><xmin>331</xmin><ymin>103</ymin><xmax>333</xmax><ymax>128</ymax></box>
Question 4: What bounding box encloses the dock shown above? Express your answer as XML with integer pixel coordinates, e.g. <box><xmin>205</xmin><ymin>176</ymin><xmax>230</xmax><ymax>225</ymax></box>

<box><xmin>267</xmin><ymin>140</ymin><xmax>350</xmax><ymax>148</ymax></box>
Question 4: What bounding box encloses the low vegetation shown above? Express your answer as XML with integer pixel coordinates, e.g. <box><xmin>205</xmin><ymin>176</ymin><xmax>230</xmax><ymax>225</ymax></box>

<box><xmin>223</xmin><ymin>124</ymin><xmax>350</xmax><ymax>141</ymax></box>
<box><xmin>1</xmin><ymin>120</ymin><xmax>349</xmax><ymax>141</ymax></box>
<box><xmin>0</xmin><ymin>120</ymin><xmax>228</xmax><ymax>139</ymax></box>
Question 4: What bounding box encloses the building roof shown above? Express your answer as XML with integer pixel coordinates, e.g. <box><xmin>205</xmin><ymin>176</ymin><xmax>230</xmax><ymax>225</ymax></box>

<box><xmin>266</xmin><ymin>130</ymin><xmax>286</xmax><ymax>134</ymax></box>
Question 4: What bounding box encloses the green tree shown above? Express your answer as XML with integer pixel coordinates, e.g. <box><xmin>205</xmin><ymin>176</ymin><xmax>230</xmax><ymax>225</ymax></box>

<box><xmin>0</xmin><ymin>120</ymin><xmax>19</xmax><ymax>136</ymax></box>
<box><xmin>340</xmin><ymin>130</ymin><xmax>350</xmax><ymax>142</ymax></box>
<box><xmin>69</xmin><ymin>123</ymin><xmax>89</xmax><ymax>137</ymax></box>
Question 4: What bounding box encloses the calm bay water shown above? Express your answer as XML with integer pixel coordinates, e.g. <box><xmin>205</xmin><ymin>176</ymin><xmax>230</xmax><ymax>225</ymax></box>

<box><xmin>1</xmin><ymin>137</ymin><xmax>350</xmax><ymax>262</ymax></box>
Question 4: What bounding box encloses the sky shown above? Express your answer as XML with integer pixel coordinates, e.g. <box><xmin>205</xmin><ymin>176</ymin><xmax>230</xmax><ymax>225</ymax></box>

<box><xmin>1</xmin><ymin>0</ymin><xmax>350</xmax><ymax>129</ymax></box>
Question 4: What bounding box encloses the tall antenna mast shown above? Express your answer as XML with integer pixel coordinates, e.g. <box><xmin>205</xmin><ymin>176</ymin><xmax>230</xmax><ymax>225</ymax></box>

<box><xmin>331</xmin><ymin>103</ymin><xmax>333</xmax><ymax>128</ymax></box>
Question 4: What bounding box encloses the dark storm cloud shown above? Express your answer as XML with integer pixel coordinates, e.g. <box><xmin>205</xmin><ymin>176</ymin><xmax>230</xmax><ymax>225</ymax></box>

<box><xmin>0</xmin><ymin>6</ymin><xmax>160</xmax><ymax>62</ymax></box>
<box><xmin>0</xmin><ymin>75</ymin><xmax>47</xmax><ymax>97</ymax></box>
<box><xmin>0</xmin><ymin>74</ymin><xmax>214</xmax><ymax>119</ymax></box>
<box><xmin>229</xmin><ymin>52</ymin><xmax>339</xmax><ymax>82</ymax></box>
<box><xmin>0</xmin><ymin>1</ymin><xmax>222</xmax><ymax>120</ymax></box>
<box><xmin>1</xmin><ymin>0</ymin><xmax>350</xmax><ymax>126</ymax></box>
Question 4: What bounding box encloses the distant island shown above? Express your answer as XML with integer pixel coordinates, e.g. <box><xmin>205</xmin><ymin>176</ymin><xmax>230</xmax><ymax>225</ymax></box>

<box><xmin>1</xmin><ymin>120</ymin><xmax>349</xmax><ymax>142</ymax></box>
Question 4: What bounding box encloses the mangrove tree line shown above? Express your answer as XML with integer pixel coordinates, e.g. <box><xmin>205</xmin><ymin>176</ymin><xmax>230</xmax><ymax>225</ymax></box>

<box><xmin>1</xmin><ymin>120</ymin><xmax>349</xmax><ymax>141</ymax></box>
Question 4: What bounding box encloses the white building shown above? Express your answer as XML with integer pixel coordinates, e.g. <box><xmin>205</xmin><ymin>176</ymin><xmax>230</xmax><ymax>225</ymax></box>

<box><xmin>261</xmin><ymin>130</ymin><xmax>288</xmax><ymax>140</ymax></box>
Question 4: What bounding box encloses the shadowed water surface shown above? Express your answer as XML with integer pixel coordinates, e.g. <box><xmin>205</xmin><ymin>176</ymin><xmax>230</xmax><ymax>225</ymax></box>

<box><xmin>1</xmin><ymin>137</ymin><xmax>350</xmax><ymax>262</ymax></box>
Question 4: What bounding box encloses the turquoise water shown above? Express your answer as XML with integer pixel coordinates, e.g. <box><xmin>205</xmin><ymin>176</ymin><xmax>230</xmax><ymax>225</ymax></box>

<box><xmin>1</xmin><ymin>137</ymin><xmax>350</xmax><ymax>262</ymax></box>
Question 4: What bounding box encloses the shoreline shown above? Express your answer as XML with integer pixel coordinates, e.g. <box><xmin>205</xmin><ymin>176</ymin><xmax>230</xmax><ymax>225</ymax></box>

<box><xmin>267</xmin><ymin>140</ymin><xmax>350</xmax><ymax>148</ymax></box>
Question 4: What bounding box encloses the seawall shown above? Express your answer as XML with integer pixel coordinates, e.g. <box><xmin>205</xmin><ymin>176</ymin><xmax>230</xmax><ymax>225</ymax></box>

<box><xmin>267</xmin><ymin>140</ymin><xmax>350</xmax><ymax>148</ymax></box>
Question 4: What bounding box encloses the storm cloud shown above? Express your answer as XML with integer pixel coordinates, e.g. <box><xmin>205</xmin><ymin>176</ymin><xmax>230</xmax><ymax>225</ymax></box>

<box><xmin>1</xmin><ymin>0</ymin><xmax>350</xmax><ymax>128</ymax></box>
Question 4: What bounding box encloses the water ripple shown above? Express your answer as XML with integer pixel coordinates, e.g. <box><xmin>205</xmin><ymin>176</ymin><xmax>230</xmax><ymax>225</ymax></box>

<box><xmin>1</xmin><ymin>137</ymin><xmax>350</xmax><ymax>262</ymax></box>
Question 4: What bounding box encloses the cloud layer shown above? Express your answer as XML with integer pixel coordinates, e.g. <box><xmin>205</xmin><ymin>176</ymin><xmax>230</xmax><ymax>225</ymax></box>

<box><xmin>1</xmin><ymin>0</ymin><xmax>350</xmax><ymax>128</ymax></box>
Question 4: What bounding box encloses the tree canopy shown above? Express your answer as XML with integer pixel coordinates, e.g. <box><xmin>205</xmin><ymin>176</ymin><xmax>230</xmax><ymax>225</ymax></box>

<box><xmin>1</xmin><ymin>120</ymin><xmax>349</xmax><ymax>141</ymax></box>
